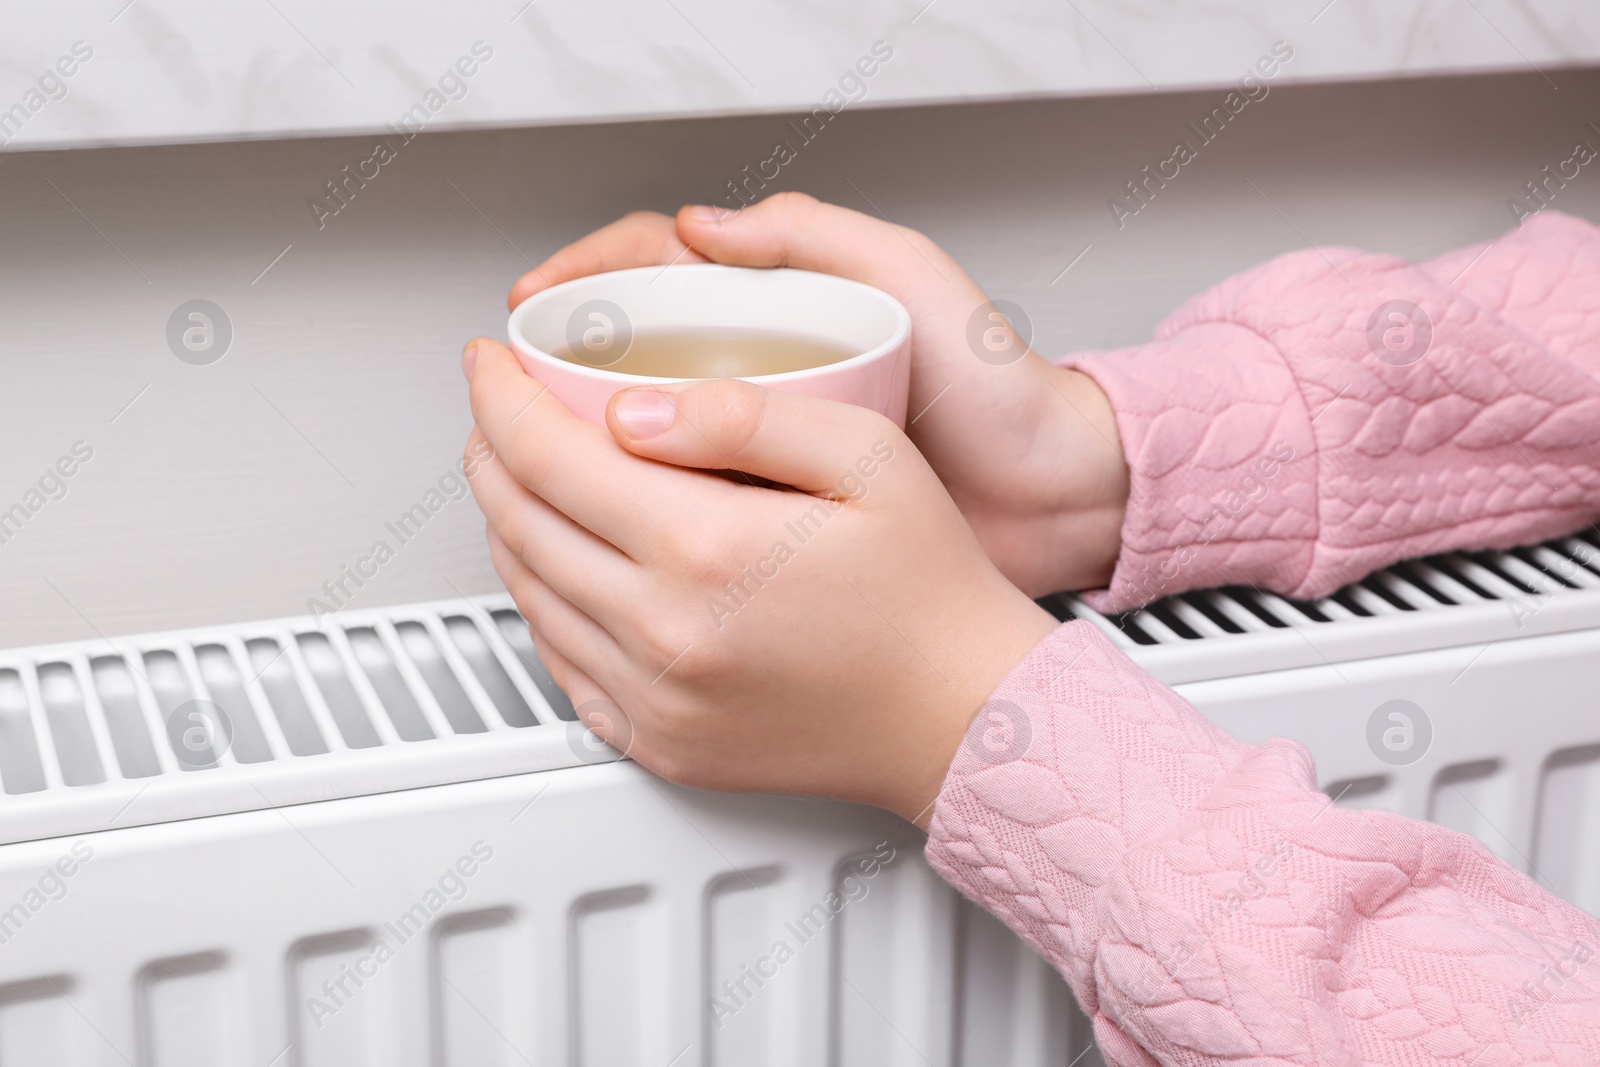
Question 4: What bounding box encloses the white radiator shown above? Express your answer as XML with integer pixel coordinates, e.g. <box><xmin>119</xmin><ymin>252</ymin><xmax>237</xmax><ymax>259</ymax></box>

<box><xmin>1</xmin><ymin>533</ymin><xmax>1596</xmax><ymax>1066</ymax></box>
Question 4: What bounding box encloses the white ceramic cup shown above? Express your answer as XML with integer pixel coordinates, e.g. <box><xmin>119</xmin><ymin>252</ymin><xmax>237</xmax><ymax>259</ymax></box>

<box><xmin>507</xmin><ymin>265</ymin><xmax>913</xmax><ymax>427</ymax></box>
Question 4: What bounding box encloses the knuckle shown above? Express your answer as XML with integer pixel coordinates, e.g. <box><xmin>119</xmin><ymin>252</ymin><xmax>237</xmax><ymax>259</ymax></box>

<box><xmin>681</xmin><ymin>533</ymin><xmax>734</xmax><ymax>582</ymax></box>
<box><xmin>765</xmin><ymin>190</ymin><xmax>816</xmax><ymax>213</ymax></box>
<box><xmin>640</xmin><ymin>617</ymin><xmax>697</xmax><ymax>673</ymax></box>
<box><xmin>760</xmin><ymin>192</ymin><xmax>817</xmax><ymax>261</ymax></box>
<box><xmin>485</xmin><ymin>507</ymin><xmax>535</xmax><ymax>568</ymax></box>
<box><xmin>854</xmin><ymin>407</ymin><xmax>900</xmax><ymax>443</ymax></box>
<box><xmin>644</xmin><ymin>518</ymin><xmax>728</xmax><ymax>578</ymax></box>
<box><xmin>462</xmin><ymin>432</ymin><xmax>494</xmax><ymax>483</ymax></box>
<box><xmin>698</xmin><ymin>379</ymin><xmax>768</xmax><ymax>460</ymax></box>
<box><xmin>665</xmin><ymin>641</ymin><xmax>719</xmax><ymax>686</ymax></box>
<box><xmin>494</xmin><ymin>518</ymin><xmax>532</xmax><ymax>568</ymax></box>
<box><xmin>620</xmin><ymin>208</ymin><xmax>671</xmax><ymax>225</ymax></box>
<box><xmin>899</xmin><ymin>226</ymin><xmax>939</xmax><ymax>259</ymax></box>
<box><xmin>493</xmin><ymin>441</ymin><xmax>547</xmax><ymax>496</ymax></box>
<box><xmin>504</xmin><ymin>583</ymin><xmax>540</xmax><ymax>630</ymax></box>
<box><xmin>827</xmin><ymin>406</ymin><xmax>900</xmax><ymax>460</ymax></box>
<box><xmin>526</xmin><ymin>626</ymin><xmax>558</xmax><ymax>669</ymax></box>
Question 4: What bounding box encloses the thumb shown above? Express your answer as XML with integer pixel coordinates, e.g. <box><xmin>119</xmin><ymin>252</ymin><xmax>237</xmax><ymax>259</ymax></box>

<box><xmin>606</xmin><ymin>379</ymin><xmax>900</xmax><ymax>495</ymax></box>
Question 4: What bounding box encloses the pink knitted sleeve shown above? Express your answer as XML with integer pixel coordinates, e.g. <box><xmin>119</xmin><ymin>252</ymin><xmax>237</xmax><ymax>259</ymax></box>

<box><xmin>1065</xmin><ymin>211</ymin><xmax>1600</xmax><ymax>613</ymax></box>
<box><xmin>926</xmin><ymin>621</ymin><xmax>1600</xmax><ymax>1066</ymax></box>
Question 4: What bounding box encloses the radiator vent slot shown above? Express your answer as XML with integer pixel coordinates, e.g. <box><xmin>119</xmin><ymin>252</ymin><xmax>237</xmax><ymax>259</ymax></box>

<box><xmin>1063</xmin><ymin>533</ymin><xmax>1600</xmax><ymax>648</ymax></box>
<box><xmin>0</xmin><ymin>669</ymin><xmax>48</xmax><ymax>795</ymax></box>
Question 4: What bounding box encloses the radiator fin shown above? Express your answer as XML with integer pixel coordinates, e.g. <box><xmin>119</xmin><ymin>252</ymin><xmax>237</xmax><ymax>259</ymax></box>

<box><xmin>835</xmin><ymin>854</ymin><xmax>957</xmax><ymax>1067</ymax></box>
<box><xmin>247</xmin><ymin>639</ymin><xmax>331</xmax><ymax>757</ymax></box>
<box><xmin>195</xmin><ymin>644</ymin><xmax>278</xmax><ymax>763</ymax></box>
<box><xmin>345</xmin><ymin>626</ymin><xmax>435</xmax><ymax>742</ymax></box>
<box><xmin>290</xmin><ymin>930</ymin><xmax>393</xmax><ymax>1067</ymax></box>
<box><xmin>1429</xmin><ymin>759</ymin><xmax>1518</xmax><ymax>867</ymax></box>
<box><xmin>571</xmin><ymin>887</ymin><xmax>660</xmax><ymax>1063</ymax></box>
<box><xmin>139</xmin><ymin>953</ymin><xmax>233</xmax><ymax>1067</ymax></box>
<box><xmin>1535</xmin><ymin>744</ymin><xmax>1600</xmax><ymax>919</ymax></box>
<box><xmin>0</xmin><ymin>978</ymin><xmax>82</xmax><ymax>1065</ymax></box>
<box><xmin>706</xmin><ymin>867</ymin><xmax>788</xmax><ymax>1064</ymax></box>
<box><xmin>955</xmin><ymin>901</ymin><xmax>1081</xmax><ymax>1067</ymax></box>
<box><xmin>432</xmin><ymin>910</ymin><xmax>522</xmax><ymax>1067</ymax></box>
<box><xmin>35</xmin><ymin>664</ymin><xmax>105</xmax><ymax>787</ymax></box>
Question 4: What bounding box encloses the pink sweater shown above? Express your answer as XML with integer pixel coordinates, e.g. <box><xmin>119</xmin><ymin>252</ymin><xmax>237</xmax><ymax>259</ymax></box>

<box><xmin>927</xmin><ymin>213</ymin><xmax>1600</xmax><ymax>1065</ymax></box>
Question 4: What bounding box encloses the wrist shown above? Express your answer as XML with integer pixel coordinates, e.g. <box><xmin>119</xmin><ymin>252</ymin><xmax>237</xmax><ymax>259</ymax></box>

<box><xmin>1053</xmin><ymin>366</ymin><xmax>1128</xmax><ymax>582</ymax></box>
<box><xmin>996</xmin><ymin>363</ymin><xmax>1128</xmax><ymax>597</ymax></box>
<box><xmin>893</xmin><ymin>586</ymin><xmax>1058</xmax><ymax>830</ymax></box>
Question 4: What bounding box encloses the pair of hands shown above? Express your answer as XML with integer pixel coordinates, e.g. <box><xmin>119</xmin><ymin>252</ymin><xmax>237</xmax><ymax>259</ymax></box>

<box><xmin>462</xmin><ymin>193</ymin><xmax>1128</xmax><ymax>826</ymax></box>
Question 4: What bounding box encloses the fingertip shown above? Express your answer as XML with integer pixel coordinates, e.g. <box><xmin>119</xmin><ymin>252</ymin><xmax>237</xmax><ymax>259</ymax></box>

<box><xmin>463</xmin><ymin>335</ymin><xmax>515</xmax><ymax>380</ymax></box>
<box><xmin>464</xmin><ymin>337</ymin><xmax>525</xmax><ymax>409</ymax></box>
<box><xmin>507</xmin><ymin>266</ymin><xmax>555</xmax><ymax>311</ymax></box>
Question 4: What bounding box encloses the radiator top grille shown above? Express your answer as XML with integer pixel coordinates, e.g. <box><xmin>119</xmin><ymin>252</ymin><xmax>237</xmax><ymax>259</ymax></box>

<box><xmin>1043</xmin><ymin>532</ymin><xmax>1600</xmax><ymax>684</ymax></box>
<box><xmin>2</xmin><ymin>531</ymin><xmax>1598</xmax><ymax>846</ymax></box>
<box><xmin>1059</xmin><ymin>532</ymin><xmax>1600</xmax><ymax>646</ymax></box>
<box><xmin>0</xmin><ymin>595</ymin><xmax>587</xmax><ymax>846</ymax></box>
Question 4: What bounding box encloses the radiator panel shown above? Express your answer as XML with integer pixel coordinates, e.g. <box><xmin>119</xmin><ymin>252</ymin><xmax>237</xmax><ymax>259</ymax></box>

<box><xmin>0</xmin><ymin>766</ymin><xmax>1045</xmax><ymax>1067</ymax></box>
<box><xmin>0</xmin><ymin>533</ymin><xmax>1597</xmax><ymax>1063</ymax></box>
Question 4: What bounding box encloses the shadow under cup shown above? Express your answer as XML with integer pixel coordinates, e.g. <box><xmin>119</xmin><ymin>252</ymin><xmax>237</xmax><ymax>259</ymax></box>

<box><xmin>507</xmin><ymin>264</ymin><xmax>913</xmax><ymax>427</ymax></box>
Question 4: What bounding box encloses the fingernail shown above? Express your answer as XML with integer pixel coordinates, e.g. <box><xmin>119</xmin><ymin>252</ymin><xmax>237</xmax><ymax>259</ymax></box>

<box><xmin>613</xmin><ymin>390</ymin><xmax>676</xmax><ymax>438</ymax></box>
<box><xmin>461</xmin><ymin>340</ymin><xmax>479</xmax><ymax>380</ymax></box>
<box><xmin>685</xmin><ymin>204</ymin><xmax>734</xmax><ymax>223</ymax></box>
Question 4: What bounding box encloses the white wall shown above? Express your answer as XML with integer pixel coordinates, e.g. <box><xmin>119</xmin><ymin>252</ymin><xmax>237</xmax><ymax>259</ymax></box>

<box><xmin>2</xmin><ymin>66</ymin><xmax>1598</xmax><ymax>647</ymax></box>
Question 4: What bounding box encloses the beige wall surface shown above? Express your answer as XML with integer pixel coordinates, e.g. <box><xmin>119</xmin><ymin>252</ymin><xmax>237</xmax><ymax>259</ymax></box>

<box><xmin>2</xmin><ymin>67</ymin><xmax>1597</xmax><ymax>648</ymax></box>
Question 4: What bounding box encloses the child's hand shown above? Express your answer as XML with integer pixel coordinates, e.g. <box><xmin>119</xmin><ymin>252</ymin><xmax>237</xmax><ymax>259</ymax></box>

<box><xmin>490</xmin><ymin>194</ymin><xmax>1130</xmax><ymax>597</ymax></box>
<box><xmin>463</xmin><ymin>336</ymin><xmax>1057</xmax><ymax>824</ymax></box>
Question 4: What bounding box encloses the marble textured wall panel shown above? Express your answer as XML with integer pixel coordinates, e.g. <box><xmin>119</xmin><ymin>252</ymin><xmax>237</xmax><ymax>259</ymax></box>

<box><xmin>0</xmin><ymin>0</ymin><xmax>1595</xmax><ymax>151</ymax></box>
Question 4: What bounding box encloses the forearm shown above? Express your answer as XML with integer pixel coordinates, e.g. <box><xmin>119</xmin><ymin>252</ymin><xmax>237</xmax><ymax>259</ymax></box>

<box><xmin>1064</xmin><ymin>211</ymin><xmax>1600</xmax><ymax>612</ymax></box>
<box><xmin>926</xmin><ymin>621</ymin><xmax>1600</xmax><ymax>1065</ymax></box>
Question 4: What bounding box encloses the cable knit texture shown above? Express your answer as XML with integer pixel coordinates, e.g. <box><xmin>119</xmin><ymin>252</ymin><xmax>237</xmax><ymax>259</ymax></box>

<box><xmin>1064</xmin><ymin>212</ymin><xmax>1600</xmax><ymax>612</ymax></box>
<box><xmin>926</xmin><ymin>216</ymin><xmax>1600</xmax><ymax>1063</ymax></box>
<box><xmin>927</xmin><ymin>622</ymin><xmax>1600</xmax><ymax>1066</ymax></box>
